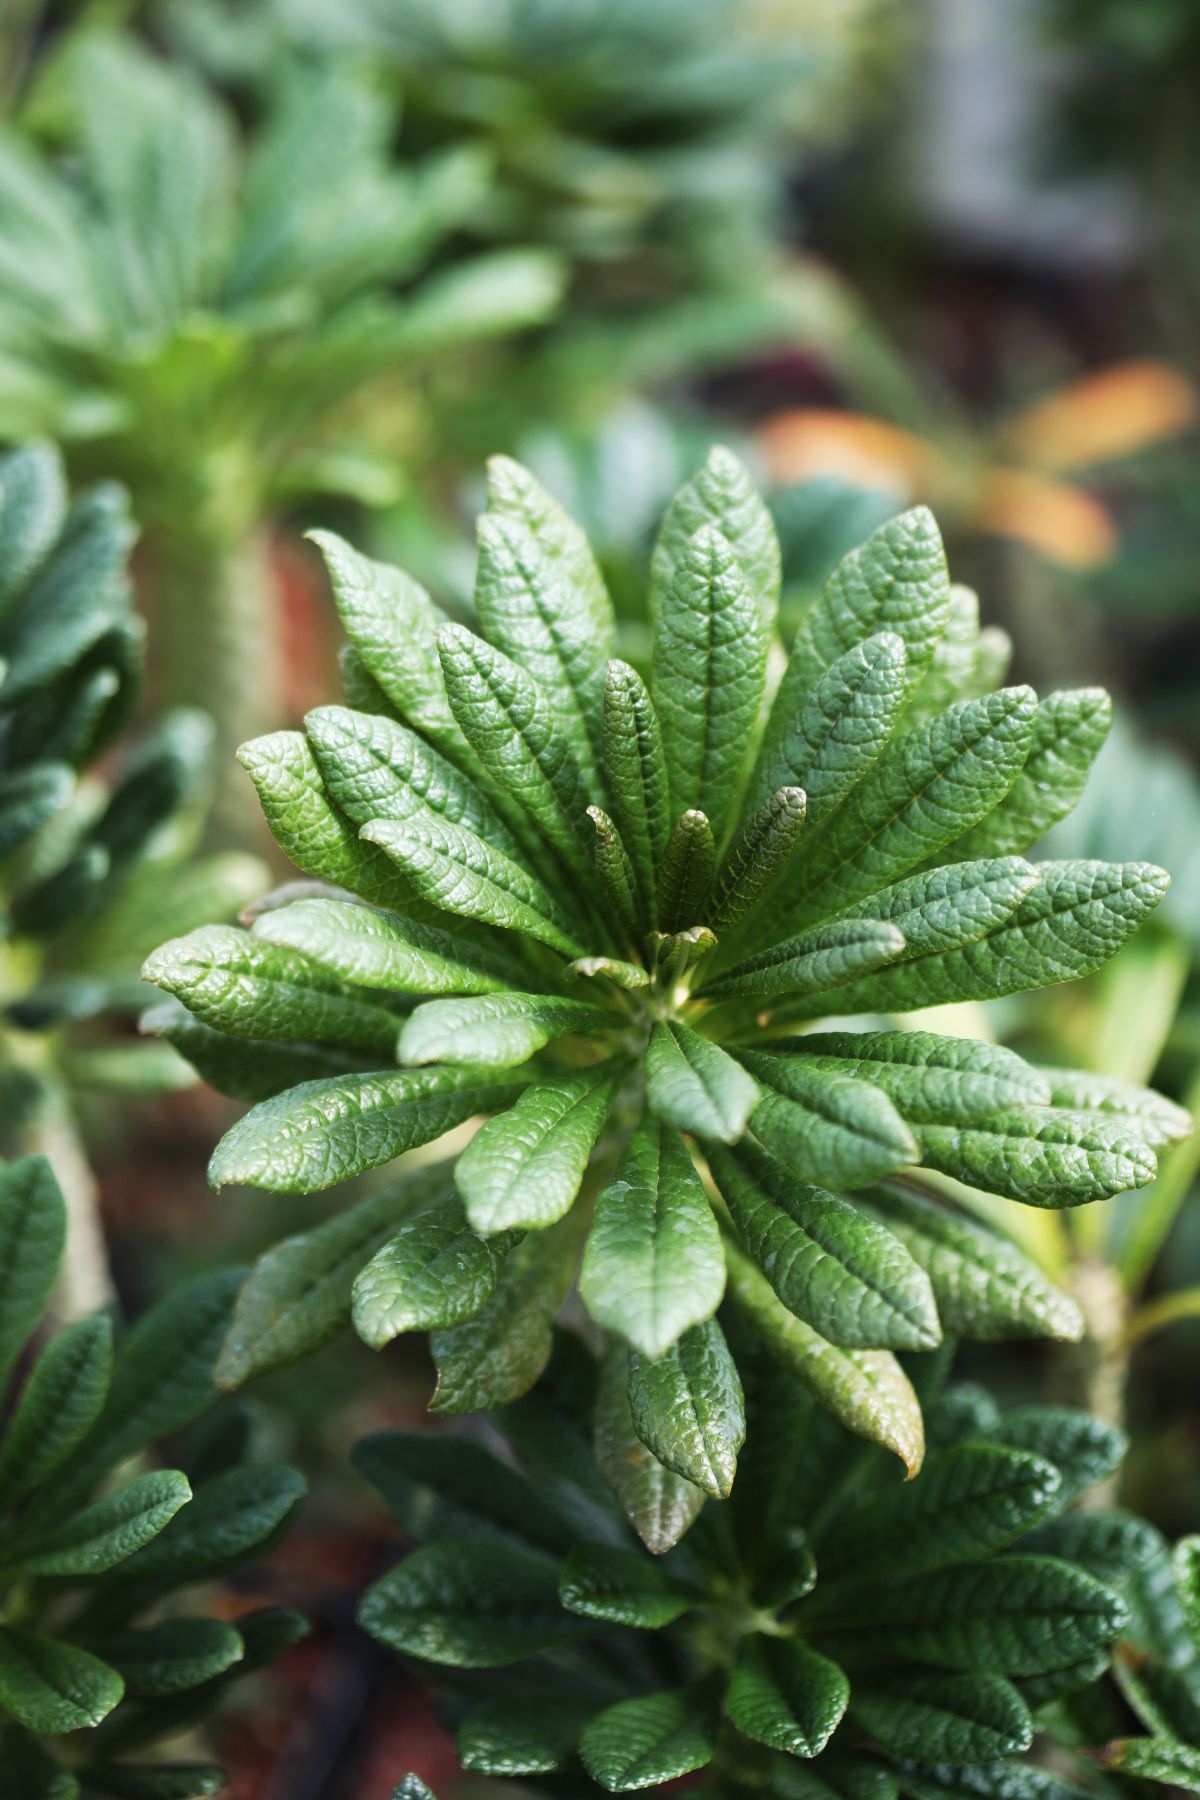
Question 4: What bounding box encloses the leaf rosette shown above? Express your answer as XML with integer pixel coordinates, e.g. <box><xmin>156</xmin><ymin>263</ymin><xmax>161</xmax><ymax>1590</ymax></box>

<box><xmin>143</xmin><ymin>447</ymin><xmax>1184</xmax><ymax>1472</ymax></box>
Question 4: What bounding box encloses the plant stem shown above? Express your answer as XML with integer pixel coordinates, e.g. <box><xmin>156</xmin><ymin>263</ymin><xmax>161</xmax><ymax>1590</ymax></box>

<box><xmin>1123</xmin><ymin>1285</ymin><xmax>1200</xmax><ymax>1348</ymax></box>
<box><xmin>31</xmin><ymin>1077</ymin><xmax>115</xmax><ymax>1321</ymax></box>
<box><xmin>1070</xmin><ymin>1257</ymin><xmax>1128</xmax><ymax>1507</ymax></box>
<box><xmin>146</xmin><ymin>522</ymin><xmax>282</xmax><ymax>849</ymax></box>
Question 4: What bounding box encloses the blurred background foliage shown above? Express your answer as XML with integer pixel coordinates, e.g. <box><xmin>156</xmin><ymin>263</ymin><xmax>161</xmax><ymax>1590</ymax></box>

<box><xmin>0</xmin><ymin>1</ymin><xmax>1198</xmax><ymax>1794</ymax></box>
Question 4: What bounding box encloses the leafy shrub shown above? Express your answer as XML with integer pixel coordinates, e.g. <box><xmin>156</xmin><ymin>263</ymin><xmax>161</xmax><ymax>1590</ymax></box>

<box><xmin>353</xmin><ymin>1335</ymin><xmax>1152</xmax><ymax>1795</ymax></box>
<box><xmin>1099</xmin><ymin>1532</ymin><xmax>1200</xmax><ymax>1793</ymax></box>
<box><xmin>142</xmin><ymin>448</ymin><xmax>1186</xmax><ymax>1475</ymax></box>
<box><xmin>0</xmin><ymin>1156</ymin><xmax>306</xmax><ymax>1796</ymax></box>
<box><xmin>0</xmin><ymin>443</ymin><xmax>263</xmax><ymax>1181</ymax></box>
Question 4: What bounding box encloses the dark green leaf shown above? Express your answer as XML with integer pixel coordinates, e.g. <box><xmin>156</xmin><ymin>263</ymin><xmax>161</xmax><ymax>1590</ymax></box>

<box><xmin>0</xmin><ymin>1313</ymin><xmax>112</xmax><ymax>1504</ymax></box>
<box><xmin>560</xmin><ymin>1542</ymin><xmax>696</xmax><ymax>1627</ymax></box>
<box><xmin>358</xmin><ymin>1540</ymin><xmax>581</xmax><ymax>1667</ymax></box>
<box><xmin>603</xmin><ymin>658</ymin><xmax>673</xmax><ymax>925</ymax></box>
<box><xmin>351</xmin><ymin>1192</ymin><xmax>514</xmax><ymax>1347</ymax></box>
<box><xmin>725</xmin><ymin>1637</ymin><xmax>849</xmax><ymax>1757</ymax></box>
<box><xmin>848</xmin><ymin>1670</ymin><xmax>1032</xmax><ymax>1763</ymax></box>
<box><xmin>112</xmin><ymin>1465</ymin><xmax>306</xmax><ymax>1583</ymax></box>
<box><xmin>579</xmin><ymin>1687</ymin><xmax>716</xmax><ymax>1792</ymax></box>
<box><xmin>628</xmin><ymin>1318</ymin><xmax>745</xmax><ymax>1497</ymax></box>
<box><xmin>594</xmin><ymin>1342</ymin><xmax>705</xmax><ymax>1554</ymax></box>
<box><xmin>0</xmin><ymin>1629</ymin><xmax>123</xmax><ymax>1733</ymax></box>
<box><xmin>0</xmin><ymin>1156</ymin><xmax>66</xmax><ymax>1387</ymax></box>
<box><xmin>740</xmin><ymin>1050</ymin><xmax>918</xmax><ymax>1191</ymax></box>
<box><xmin>6</xmin><ymin>1470</ymin><xmax>191</xmax><ymax>1576</ymax></box>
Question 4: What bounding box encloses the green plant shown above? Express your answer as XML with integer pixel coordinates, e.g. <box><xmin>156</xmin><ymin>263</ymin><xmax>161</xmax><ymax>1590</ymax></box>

<box><xmin>0</xmin><ymin>31</ymin><xmax>564</xmax><ymax>825</ymax></box>
<box><xmin>141</xmin><ymin>448</ymin><xmax>1185</xmax><ymax>1476</ymax></box>
<box><xmin>0</xmin><ymin>442</ymin><xmax>265</xmax><ymax>1308</ymax></box>
<box><xmin>0</xmin><ymin>1155</ymin><xmax>307</xmax><ymax>1797</ymax></box>
<box><xmin>352</xmin><ymin>1333</ymin><xmax>1152</xmax><ymax>1796</ymax></box>
<box><xmin>1091</xmin><ymin>1532</ymin><xmax>1200</xmax><ymax>1793</ymax></box>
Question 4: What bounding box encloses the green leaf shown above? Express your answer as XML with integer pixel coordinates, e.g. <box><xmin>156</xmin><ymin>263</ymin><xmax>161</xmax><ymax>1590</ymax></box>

<box><xmin>580</xmin><ymin>1687</ymin><xmax>716</xmax><ymax>1792</ymax></box>
<box><xmin>236</xmin><ymin>730</ymin><xmax>420</xmax><ymax>911</ymax></box>
<box><xmin>650</xmin><ymin>445</ymin><xmax>781</xmax><ymax>634</ymax></box>
<box><xmin>474</xmin><ymin>508</ymin><xmax>607</xmax><ymax>787</ymax></box>
<box><xmin>775</xmin><ymin>688</ymin><xmax>1038</xmax><ymax>934</ymax></box>
<box><xmin>560</xmin><ymin>1542</ymin><xmax>697</xmax><ymax>1627</ymax></box>
<box><xmin>94</xmin><ymin>1619</ymin><xmax>244</xmax><ymax>1696</ymax></box>
<box><xmin>708</xmin><ymin>787</ymin><xmax>808</xmax><ymax>934</ymax></box>
<box><xmin>352</xmin><ymin>1428</ymin><xmax>574</xmax><ymax>1555</ymax></box>
<box><xmin>0</xmin><ymin>1312</ymin><xmax>112</xmax><ymax>1504</ymax></box>
<box><xmin>142</xmin><ymin>925</ymin><xmax>400</xmax><ymax>1052</ymax></box>
<box><xmin>757</xmin><ymin>506</ymin><xmax>950</xmax><ymax>785</ymax></box>
<box><xmin>455</xmin><ymin>1065</ymin><xmax>621</xmax><ymax>1234</ymax></box>
<box><xmin>309</xmin><ymin>530</ymin><xmax>464</xmax><ymax>752</ymax></box>
<box><xmin>0</xmin><ymin>1629</ymin><xmax>123</xmax><ymax>1733</ymax></box>
<box><xmin>141</xmin><ymin>997</ymin><xmax>373</xmax><ymax>1104</ymax></box>
<box><xmin>399</xmin><ymin>992</ymin><xmax>611</xmax><ymax>1070</ymax></box>
<box><xmin>944</xmin><ymin>688</ymin><xmax>1112</xmax><ymax>861</ymax></box>
<box><xmin>767</xmin><ymin>1750</ymin><xmax>899</xmax><ymax>1800</ymax></box>
<box><xmin>827</xmin><ymin>1556</ymin><xmax>1127</xmax><ymax>1675</ymax></box>
<box><xmin>594</xmin><ymin>1342</ymin><xmax>705</xmax><ymax>1554</ymax></box>
<box><xmin>983</xmin><ymin>1408</ymin><xmax>1126</xmax><ymax>1508</ymax></box>
<box><xmin>0</xmin><ymin>443</ymin><xmax>67</xmax><ymax>611</ymax></box>
<box><xmin>746</xmin><ymin>631</ymin><xmax>907</xmax><ymax>820</ymax></box>
<box><xmin>57</xmin><ymin>1267</ymin><xmax>243</xmax><ymax>1505</ymax></box>
<box><xmin>1101</xmin><ymin>1738</ymin><xmax>1200</xmax><ymax>1792</ymax></box>
<box><xmin>252</xmin><ymin>895</ymin><xmax>520</xmax><ymax>997</ymax></box>
<box><xmin>860</xmin><ymin>1186</ymin><xmax>1084</xmax><ymax>1343</ymax></box>
<box><xmin>215</xmin><ymin>1163</ymin><xmax>450</xmax><ymax>1385</ymax></box>
<box><xmin>652</xmin><ymin>524</ymin><xmax>768</xmax><ymax>845</ymax></box>
<box><xmin>657</xmin><ymin>809</ymin><xmax>717</xmax><ymax>934</ymax></box>
<box><xmin>458</xmin><ymin>1695</ymin><xmax>596</xmax><ymax>1777</ymax></box>
<box><xmin>725</xmin><ymin>1637</ymin><xmax>849</xmax><ymax>1757</ymax></box>
<box><xmin>778</xmin><ymin>1031</ymin><xmax>1051</xmax><ymax>1123</ymax></box>
<box><xmin>0</xmin><ymin>485</ymin><xmax>135</xmax><ymax>703</ymax></box>
<box><xmin>914</xmin><ymin>1107</ymin><xmax>1157</xmax><ymax>1207</ymax></box>
<box><xmin>388</xmin><ymin>1782</ymin><xmax>437</xmax><ymax>1800</ymax></box>
<box><xmin>707</xmin><ymin>1142</ymin><xmax>940</xmax><ymax>1351</ymax></box>
<box><xmin>363</xmin><ymin>812</ymin><xmax>586</xmax><ymax>956</ymax></box>
<box><xmin>1039</xmin><ymin>1068</ymin><xmax>1192</xmax><ymax>1151</ymax></box>
<box><xmin>587</xmin><ymin>804</ymin><xmax>641</xmax><ymax>932</ymax></box>
<box><xmin>208</xmin><ymin>1065</ymin><xmax>523</xmax><ymax>1194</ymax></box>
<box><xmin>603</xmin><ymin>659</ymin><xmax>673</xmax><ymax>925</ymax></box>
<box><xmin>847</xmin><ymin>1670</ymin><xmax>1032</xmax><ymax>1762</ymax></box>
<box><xmin>486</xmin><ymin>453</ymin><xmax>614</xmax><ymax>665</ymax></box>
<box><xmin>304</xmin><ymin>700</ymin><xmax>520</xmax><ymax>853</ymax></box>
<box><xmin>352</xmin><ymin>1194</ymin><xmax>515</xmax><ymax>1347</ymax></box>
<box><xmin>113</xmin><ymin>1464</ymin><xmax>306</xmax><ymax>1583</ymax></box>
<box><xmin>628</xmin><ymin>1318</ymin><xmax>745</xmax><ymax>1498</ymax></box>
<box><xmin>565</xmin><ymin>954</ymin><xmax>649</xmax><ymax>993</ymax></box>
<box><xmin>358</xmin><ymin>1540</ymin><xmax>580</xmax><ymax>1667</ymax></box>
<box><xmin>1020</xmin><ymin>1512</ymin><xmax>1163</xmax><ymax>1586</ymax></box>
<box><xmin>437</xmin><ymin>621</ymin><xmax>593</xmax><ymax>884</ymax></box>
<box><xmin>809</xmin><ymin>861</ymin><xmax>1170</xmax><ymax>1016</ymax></box>
<box><xmin>828</xmin><ymin>854</ymin><xmax>1041</xmax><ymax>962</ymax></box>
<box><xmin>645</xmin><ymin>1021</ymin><xmax>760</xmax><ymax>1144</ymax></box>
<box><xmin>76</xmin><ymin>1763</ymin><xmax>229</xmax><ymax>1798</ymax></box>
<box><xmin>0</xmin><ymin>763</ymin><xmax>74</xmax><ymax>859</ymax></box>
<box><xmin>740</xmin><ymin>1051</ymin><xmax>918</xmax><ymax>1191</ymax></box>
<box><xmin>6</xmin><ymin>1469</ymin><xmax>192</xmax><ymax>1576</ymax></box>
<box><xmin>818</xmin><ymin>1443</ymin><xmax>1063</xmax><ymax>1582</ymax></box>
<box><xmin>1175</xmin><ymin>1536</ymin><xmax>1200</xmax><ymax>1642</ymax></box>
<box><xmin>429</xmin><ymin>1211</ymin><xmax>583</xmax><ymax>1413</ymax></box>
<box><xmin>723</xmin><ymin>1242</ymin><xmax>924</xmax><ymax>1476</ymax></box>
<box><xmin>0</xmin><ymin>1156</ymin><xmax>66</xmax><ymax>1386</ymax></box>
<box><xmin>581</xmin><ymin>1119</ymin><xmax>724</xmax><ymax>1359</ymax></box>
<box><xmin>702</xmin><ymin>918</ymin><xmax>905</xmax><ymax>1004</ymax></box>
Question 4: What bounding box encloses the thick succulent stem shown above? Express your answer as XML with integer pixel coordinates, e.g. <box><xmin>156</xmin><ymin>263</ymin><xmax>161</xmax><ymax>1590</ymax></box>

<box><xmin>146</xmin><ymin>522</ymin><xmax>282</xmax><ymax>848</ymax></box>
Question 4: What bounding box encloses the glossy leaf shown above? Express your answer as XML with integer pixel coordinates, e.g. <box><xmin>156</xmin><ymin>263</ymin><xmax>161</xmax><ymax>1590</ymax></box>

<box><xmin>352</xmin><ymin>1192</ymin><xmax>515</xmax><ymax>1346</ymax></box>
<box><xmin>579</xmin><ymin>1687</ymin><xmax>716</xmax><ymax>1792</ymax></box>
<box><xmin>725</xmin><ymin>1637</ymin><xmax>849</xmax><ymax>1757</ymax></box>
<box><xmin>399</xmin><ymin>991</ymin><xmax>611</xmax><ymax>1069</ymax></box>
<box><xmin>594</xmin><ymin>1342</ymin><xmax>705</xmax><ymax>1554</ymax></box>
<box><xmin>644</xmin><ymin>1021</ymin><xmax>760</xmax><ymax>1144</ymax></box>
<box><xmin>455</xmin><ymin>1064</ymin><xmax>621</xmax><ymax>1234</ymax></box>
<box><xmin>628</xmin><ymin>1318</ymin><xmax>745</xmax><ymax>1498</ymax></box>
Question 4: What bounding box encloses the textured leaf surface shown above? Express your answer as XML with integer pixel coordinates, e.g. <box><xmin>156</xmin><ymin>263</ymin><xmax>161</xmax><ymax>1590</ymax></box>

<box><xmin>708</xmin><ymin>786</ymin><xmax>808</xmax><ymax>933</ymax></box>
<box><xmin>848</xmin><ymin>1671</ymin><xmax>1032</xmax><ymax>1763</ymax></box>
<box><xmin>93</xmin><ymin>1619</ymin><xmax>244</xmax><ymax>1698</ymax></box>
<box><xmin>359</xmin><ymin>1541</ymin><xmax>579</xmax><ymax>1666</ymax></box>
<box><xmin>0</xmin><ymin>1313</ymin><xmax>112</xmax><ymax>1503</ymax></box>
<box><xmin>725</xmin><ymin>1637</ymin><xmax>849</xmax><ymax>1757</ymax></box>
<box><xmin>113</xmin><ymin>1465</ymin><xmax>306</xmax><ymax>1583</ymax></box>
<box><xmin>747</xmin><ymin>631</ymin><xmax>907</xmax><ymax>819</ymax></box>
<box><xmin>252</xmin><ymin>896</ymin><xmax>519</xmax><ymax>997</ymax></box>
<box><xmin>861</xmin><ymin>1186</ymin><xmax>1084</xmax><ymax>1343</ymax></box>
<box><xmin>1102</xmin><ymin>1737</ymin><xmax>1200</xmax><ymax>1791</ymax></box>
<box><xmin>812</xmin><ymin>862</ymin><xmax>1170</xmax><ymax>1016</ymax></box>
<box><xmin>983</xmin><ymin>1408</ymin><xmax>1125</xmax><ymax>1508</ymax></box>
<box><xmin>399</xmin><ymin>992</ymin><xmax>611</xmax><ymax>1069</ymax></box>
<box><xmin>353</xmin><ymin>1428</ymin><xmax>574</xmax><ymax>1555</ymax></box>
<box><xmin>708</xmin><ymin>1142</ymin><xmax>940</xmax><ymax>1350</ymax></box>
<box><xmin>628</xmin><ymin>1317</ymin><xmax>745</xmax><ymax>1497</ymax></box>
<box><xmin>650</xmin><ymin>445</ymin><xmax>781</xmax><ymax>633</ymax></box>
<box><xmin>652</xmin><ymin>525</ymin><xmax>768</xmax><ymax>844</ymax></box>
<box><xmin>645</xmin><ymin>1021</ymin><xmax>760</xmax><ymax>1144</ymax></box>
<box><xmin>1019</xmin><ymin>1512</ymin><xmax>1163</xmax><ymax>1586</ymax></box>
<box><xmin>704</xmin><ymin>919</ymin><xmax>905</xmax><ymax>1003</ymax></box>
<box><xmin>594</xmin><ymin>1343</ymin><xmax>705</xmax><ymax>1554</ymax></box>
<box><xmin>455</xmin><ymin>1065</ymin><xmax>620</xmax><ymax>1234</ymax></box>
<box><xmin>560</xmin><ymin>1542</ymin><xmax>696</xmax><ymax>1628</ymax></box>
<box><xmin>776</xmin><ymin>688</ymin><xmax>1037</xmax><ymax>932</ymax></box>
<box><xmin>217</xmin><ymin>1165</ymin><xmax>448</xmax><ymax>1383</ymax></box>
<box><xmin>7</xmin><ymin>1470</ymin><xmax>192</xmax><ymax>1576</ymax></box>
<box><xmin>580</xmin><ymin>1687</ymin><xmax>716</xmax><ymax>1792</ymax></box>
<box><xmin>740</xmin><ymin>1050</ymin><xmax>918</xmax><ymax>1191</ymax></box>
<box><xmin>780</xmin><ymin>1031</ymin><xmax>1050</xmax><ymax>1124</ymax></box>
<box><xmin>458</xmin><ymin>1696</ymin><xmax>596</xmax><ymax>1777</ymax></box>
<box><xmin>208</xmin><ymin>1065</ymin><xmax>523</xmax><ymax>1193</ymax></box>
<box><xmin>143</xmin><ymin>925</ymin><xmax>399</xmax><ymax>1052</ymax></box>
<box><xmin>0</xmin><ymin>1629</ymin><xmax>123</xmax><ymax>1734</ymax></box>
<box><xmin>352</xmin><ymin>1192</ymin><xmax>514</xmax><ymax>1346</ymax></box>
<box><xmin>1039</xmin><ymin>1069</ymin><xmax>1191</xmax><ymax>1151</ymax></box>
<box><xmin>363</xmin><ymin>813</ymin><xmax>585</xmax><ymax>956</ymax></box>
<box><xmin>603</xmin><ymin>659</ymin><xmax>673</xmax><ymax>923</ymax></box>
<box><xmin>914</xmin><ymin>1107</ymin><xmax>1157</xmax><ymax>1208</ymax></box>
<box><xmin>818</xmin><ymin>1443</ymin><xmax>1063</xmax><ymax>1581</ymax></box>
<box><xmin>0</xmin><ymin>1156</ymin><xmax>66</xmax><ymax>1387</ymax></box>
<box><xmin>581</xmin><ymin>1120</ymin><xmax>724</xmax><ymax>1359</ymax></box>
<box><xmin>724</xmin><ymin>1243</ymin><xmax>923</xmax><ymax>1474</ymax></box>
<box><xmin>945</xmin><ymin>688</ymin><xmax>1111</xmax><ymax>861</ymax></box>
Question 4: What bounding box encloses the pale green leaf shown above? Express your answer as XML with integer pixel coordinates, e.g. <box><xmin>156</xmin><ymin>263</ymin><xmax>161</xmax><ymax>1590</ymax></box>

<box><xmin>352</xmin><ymin>1193</ymin><xmax>516</xmax><ymax>1347</ymax></box>
<box><xmin>399</xmin><ymin>991</ymin><xmax>612</xmax><ymax>1069</ymax></box>
<box><xmin>740</xmin><ymin>1050</ymin><xmax>918</xmax><ymax>1191</ymax></box>
<box><xmin>650</xmin><ymin>445</ymin><xmax>781</xmax><ymax>633</ymax></box>
<box><xmin>603</xmin><ymin>658</ymin><xmax>673</xmax><ymax>925</ymax></box>
<box><xmin>914</xmin><ymin>1107</ymin><xmax>1157</xmax><ymax>1207</ymax></box>
<box><xmin>455</xmin><ymin>1064</ymin><xmax>621</xmax><ymax>1234</ymax></box>
<box><xmin>777</xmin><ymin>1030</ymin><xmax>1051</xmax><ymax>1123</ymax></box>
<box><xmin>644</xmin><ymin>1021</ymin><xmax>760</xmax><ymax>1144</ymax></box>
<box><xmin>252</xmin><ymin>895</ymin><xmax>521</xmax><ymax>997</ymax></box>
